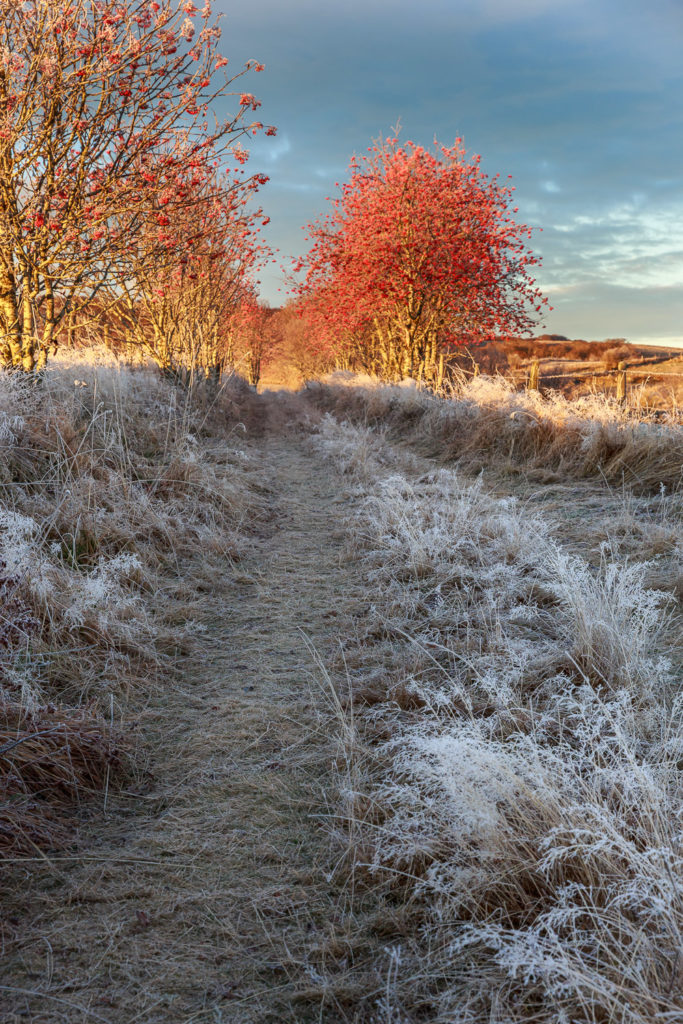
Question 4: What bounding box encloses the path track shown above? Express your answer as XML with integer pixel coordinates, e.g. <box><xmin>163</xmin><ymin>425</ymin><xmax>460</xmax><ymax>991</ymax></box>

<box><xmin>2</xmin><ymin>431</ymin><xmax>369</xmax><ymax>1023</ymax></box>
<box><xmin>3</xmin><ymin>397</ymin><xmax>646</xmax><ymax>1024</ymax></box>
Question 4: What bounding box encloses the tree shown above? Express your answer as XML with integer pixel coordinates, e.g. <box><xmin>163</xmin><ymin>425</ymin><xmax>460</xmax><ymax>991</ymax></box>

<box><xmin>103</xmin><ymin>152</ymin><xmax>270</xmax><ymax>381</ymax></box>
<box><xmin>273</xmin><ymin>299</ymin><xmax>330</xmax><ymax>383</ymax></box>
<box><xmin>227</xmin><ymin>289</ymin><xmax>281</xmax><ymax>388</ymax></box>
<box><xmin>295</xmin><ymin>136</ymin><xmax>551</xmax><ymax>380</ymax></box>
<box><xmin>0</xmin><ymin>0</ymin><xmax>275</xmax><ymax>371</ymax></box>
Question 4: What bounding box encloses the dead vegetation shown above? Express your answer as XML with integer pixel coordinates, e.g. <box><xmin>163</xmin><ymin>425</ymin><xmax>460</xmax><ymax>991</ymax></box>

<box><xmin>0</xmin><ymin>348</ymin><xmax>265</xmax><ymax>857</ymax></box>
<box><xmin>0</xmin><ymin>415</ymin><xmax>385</xmax><ymax>1024</ymax></box>
<box><xmin>311</xmin><ymin>405</ymin><xmax>683</xmax><ymax>1023</ymax></box>
<box><xmin>2</xmin><ymin>361</ymin><xmax>682</xmax><ymax>1022</ymax></box>
<box><xmin>307</xmin><ymin>371</ymin><xmax>683</xmax><ymax>493</ymax></box>
<box><xmin>403</xmin><ymin>336</ymin><xmax>683</xmax><ymax>411</ymax></box>
<box><xmin>448</xmin><ymin>334</ymin><xmax>665</xmax><ymax>377</ymax></box>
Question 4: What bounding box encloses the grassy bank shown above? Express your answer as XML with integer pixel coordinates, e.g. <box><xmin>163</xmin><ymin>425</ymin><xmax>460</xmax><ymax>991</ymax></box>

<box><xmin>0</xmin><ymin>350</ymin><xmax>264</xmax><ymax>857</ymax></box>
<box><xmin>313</xmin><ymin>408</ymin><xmax>683</xmax><ymax>1022</ymax></box>
<box><xmin>307</xmin><ymin>371</ymin><xmax>683</xmax><ymax>494</ymax></box>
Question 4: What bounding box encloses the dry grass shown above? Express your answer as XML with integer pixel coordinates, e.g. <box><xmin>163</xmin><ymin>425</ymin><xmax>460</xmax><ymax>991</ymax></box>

<box><xmin>313</xmin><ymin>411</ymin><xmax>683</xmax><ymax>1023</ymax></box>
<box><xmin>4</xmin><ymin>361</ymin><xmax>682</xmax><ymax>1020</ymax></box>
<box><xmin>0</xmin><ymin>348</ymin><xmax>265</xmax><ymax>856</ymax></box>
<box><xmin>448</xmin><ymin>337</ymin><xmax>683</xmax><ymax>395</ymax></box>
<box><xmin>307</xmin><ymin>371</ymin><xmax>683</xmax><ymax>493</ymax></box>
<box><xmin>0</xmin><ymin>424</ymin><xmax>388</xmax><ymax>1024</ymax></box>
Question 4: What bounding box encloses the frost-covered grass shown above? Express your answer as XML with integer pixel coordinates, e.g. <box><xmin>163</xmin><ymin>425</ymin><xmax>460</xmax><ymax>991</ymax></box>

<box><xmin>0</xmin><ymin>350</ymin><xmax>262</xmax><ymax>855</ymax></box>
<box><xmin>315</xmin><ymin>414</ymin><xmax>683</xmax><ymax>1023</ymax></box>
<box><xmin>309</xmin><ymin>371</ymin><xmax>683</xmax><ymax>493</ymax></box>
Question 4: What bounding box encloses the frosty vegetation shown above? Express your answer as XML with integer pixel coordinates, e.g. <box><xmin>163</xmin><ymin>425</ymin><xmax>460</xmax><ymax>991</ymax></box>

<box><xmin>0</xmin><ymin>348</ymin><xmax>262</xmax><ymax>854</ymax></box>
<box><xmin>1</xmin><ymin>356</ymin><xmax>681</xmax><ymax>1022</ymax></box>
<box><xmin>311</xmin><ymin>370</ymin><xmax>683</xmax><ymax>493</ymax></box>
<box><xmin>312</xmin><ymin>383</ymin><xmax>683</xmax><ymax>1024</ymax></box>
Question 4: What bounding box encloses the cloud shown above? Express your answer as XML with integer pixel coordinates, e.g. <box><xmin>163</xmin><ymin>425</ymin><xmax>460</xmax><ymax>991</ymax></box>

<box><xmin>213</xmin><ymin>0</ymin><xmax>683</xmax><ymax>338</ymax></box>
<box><xmin>542</xmin><ymin>280</ymin><xmax>683</xmax><ymax>341</ymax></box>
<box><xmin>543</xmin><ymin>200</ymin><xmax>683</xmax><ymax>289</ymax></box>
<box><xmin>261</xmin><ymin>134</ymin><xmax>292</xmax><ymax>164</ymax></box>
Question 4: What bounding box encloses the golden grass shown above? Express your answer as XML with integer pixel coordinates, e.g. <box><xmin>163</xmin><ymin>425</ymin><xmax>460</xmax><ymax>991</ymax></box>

<box><xmin>307</xmin><ymin>371</ymin><xmax>683</xmax><ymax>493</ymax></box>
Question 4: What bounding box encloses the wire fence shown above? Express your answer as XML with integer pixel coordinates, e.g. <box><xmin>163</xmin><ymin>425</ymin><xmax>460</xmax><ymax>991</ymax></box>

<box><xmin>448</xmin><ymin>358</ymin><xmax>683</xmax><ymax>403</ymax></box>
<box><xmin>410</xmin><ymin>352</ymin><xmax>683</xmax><ymax>417</ymax></box>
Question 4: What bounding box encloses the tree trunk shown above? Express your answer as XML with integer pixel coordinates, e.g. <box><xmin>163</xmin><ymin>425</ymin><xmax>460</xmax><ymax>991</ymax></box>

<box><xmin>427</xmin><ymin>334</ymin><xmax>437</xmax><ymax>370</ymax></box>
<box><xmin>401</xmin><ymin>325</ymin><xmax>414</xmax><ymax>378</ymax></box>
<box><xmin>21</xmin><ymin>285</ymin><xmax>34</xmax><ymax>372</ymax></box>
<box><xmin>39</xmin><ymin>282</ymin><xmax>56</xmax><ymax>370</ymax></box>
<box><xmin>248</xmin><ymin>351</ymin><xmax>261</xmax><ymax>388</ymax></box>
<box><xmin>0</xmin><ymin>259</ymin><xmax>21</xmax><ymax>367</ymax></box>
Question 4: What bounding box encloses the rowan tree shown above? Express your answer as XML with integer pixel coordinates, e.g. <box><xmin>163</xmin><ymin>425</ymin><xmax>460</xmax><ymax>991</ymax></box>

<box><xmin>0</xmin><ymin>0</ymin><xmax>275</xmax><ymax>371</ymax></box>
<box><xmin>103</xmin><ymin>149</ymin><xmax>270</xmax><ymax>381</ymax></box>
<box><xmin>271</xmin><ymin>300</ymin><xmax>329</xmax><ymax>382</ymax></box>
<box><xmin>295</xmin><ymin>136</ymin><xmax>550</xmax><ymax>380</ymax></box>
<box><xmin>226</xmin><ymin>288</ymin><xmax>281</xmax><ymax>388</ymax></box>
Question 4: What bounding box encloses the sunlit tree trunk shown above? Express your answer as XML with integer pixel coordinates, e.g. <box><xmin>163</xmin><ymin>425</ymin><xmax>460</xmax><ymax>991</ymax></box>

<box><xmin>0</xmin><ymin>260</ymin><xmax>20</xmax><ymax>367</ymax></box>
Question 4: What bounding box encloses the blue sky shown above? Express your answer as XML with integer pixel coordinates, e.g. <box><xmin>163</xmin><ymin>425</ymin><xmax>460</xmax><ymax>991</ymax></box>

<box><xmin>216</xmin><ymin>0</ymin><xmax>683</xmax><ymax>345</ymax></box>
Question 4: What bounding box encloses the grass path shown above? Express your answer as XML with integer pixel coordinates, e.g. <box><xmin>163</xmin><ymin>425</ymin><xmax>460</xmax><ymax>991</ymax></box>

<box><xmin>1</xmin><ymin>429</ymin><xmax>371</xmax><ymax>1024</ymax></box>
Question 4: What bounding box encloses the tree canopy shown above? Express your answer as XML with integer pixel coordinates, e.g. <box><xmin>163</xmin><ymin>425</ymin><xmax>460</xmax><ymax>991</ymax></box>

<box><xmin>295</xmin><ymin>136</ymin><xmax>550</xmax><ymax>379</ymax></box>
<box><xmin>0</xmin><ymin>0</ymin><xmax>273</xmax><ymax>372</ymax></box>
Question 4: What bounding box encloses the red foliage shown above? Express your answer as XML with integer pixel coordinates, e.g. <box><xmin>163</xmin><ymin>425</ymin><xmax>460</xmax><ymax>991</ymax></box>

<box><xmin>104</xmin><ymin>148</ymin><xmax>272</xmax><ymax>379</ymax></box>
<box><xmin>295</xmin><ymin>136</ymin><xmax>550</xmax><ymax>377</ymax></box>
<box><xmin>0</xmin><ymin>0</ymin><xmax>276</xmax><ymax>371</ymax></box>
<box><xmin>227</xmin><ymin>287</ymin><xmax>281</xmax><ymax>387</ymax></box>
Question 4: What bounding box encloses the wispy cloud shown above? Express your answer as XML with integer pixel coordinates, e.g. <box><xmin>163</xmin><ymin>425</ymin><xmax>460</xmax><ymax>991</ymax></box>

<box><xmin>261</xmin><ymin>134</ymin><xmax>292</xmax><ymax>164</ymax></box>
<box><xmin>544</xmin><ymin>200</ymin><xmax>683</xmax><ymax>289</ymax></box>
<box><xmin>216</xmin><ymin>0</ymin><xmax>683</xmax><ymax>337</ymax></box>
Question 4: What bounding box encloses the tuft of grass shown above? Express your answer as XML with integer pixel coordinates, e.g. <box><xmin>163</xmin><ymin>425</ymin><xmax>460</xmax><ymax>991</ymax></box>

<box><xmin>307</xmin><ymin>370</ymin><xmax>683</xmax><ymax>493</ymax></box>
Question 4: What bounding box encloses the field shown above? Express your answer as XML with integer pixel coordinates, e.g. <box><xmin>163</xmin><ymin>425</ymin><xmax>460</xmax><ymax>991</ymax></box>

<box><xmin>0</xmin><ymin>355</ymin><xmax>682</xmax><ymax>1023</ymax></box>
<box><xmin>440</xmin><ymin>335</ymin><xmax>683</xmax><ymax>411</ymax></box>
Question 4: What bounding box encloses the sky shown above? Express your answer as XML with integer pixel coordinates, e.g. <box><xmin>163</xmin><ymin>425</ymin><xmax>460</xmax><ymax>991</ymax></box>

<box><xmin>215</xmin><ymin>0</ymin><xmax>683</xmax><ymax>346</ymax></box>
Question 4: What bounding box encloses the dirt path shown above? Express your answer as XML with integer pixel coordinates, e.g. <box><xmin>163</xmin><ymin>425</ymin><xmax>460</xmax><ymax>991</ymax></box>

<box><xmin>1</xmin><ymin>431</ymin><xmax>371</xmax><ymax>1024</ymax></box>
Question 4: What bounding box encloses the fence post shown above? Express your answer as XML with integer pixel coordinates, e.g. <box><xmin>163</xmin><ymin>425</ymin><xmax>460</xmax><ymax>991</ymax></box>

<box><xmin>528</xmin><ymin>360</ymin><xmax>540</xmax><ymax>391</ymax></box>
<box><xmin>616</xmin><ymin>361</ymin><xmax>627</xmax><ymax>405</ymax></box>
<box><xmin>436</xmin><ymin>353</ymin><xmax>444</xmax><ymax>390</ymax></box>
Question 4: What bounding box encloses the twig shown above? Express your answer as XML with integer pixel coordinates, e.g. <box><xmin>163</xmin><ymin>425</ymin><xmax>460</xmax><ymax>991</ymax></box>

<box><xmin>0</xmin><ymin>986</ymin><xmax>112</xmax><ymax>1023</ymax></box>
<box><xmin>0</xmin><ymin>727</ymin><xmax>67</xmax><ymax>758</ymax></box>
